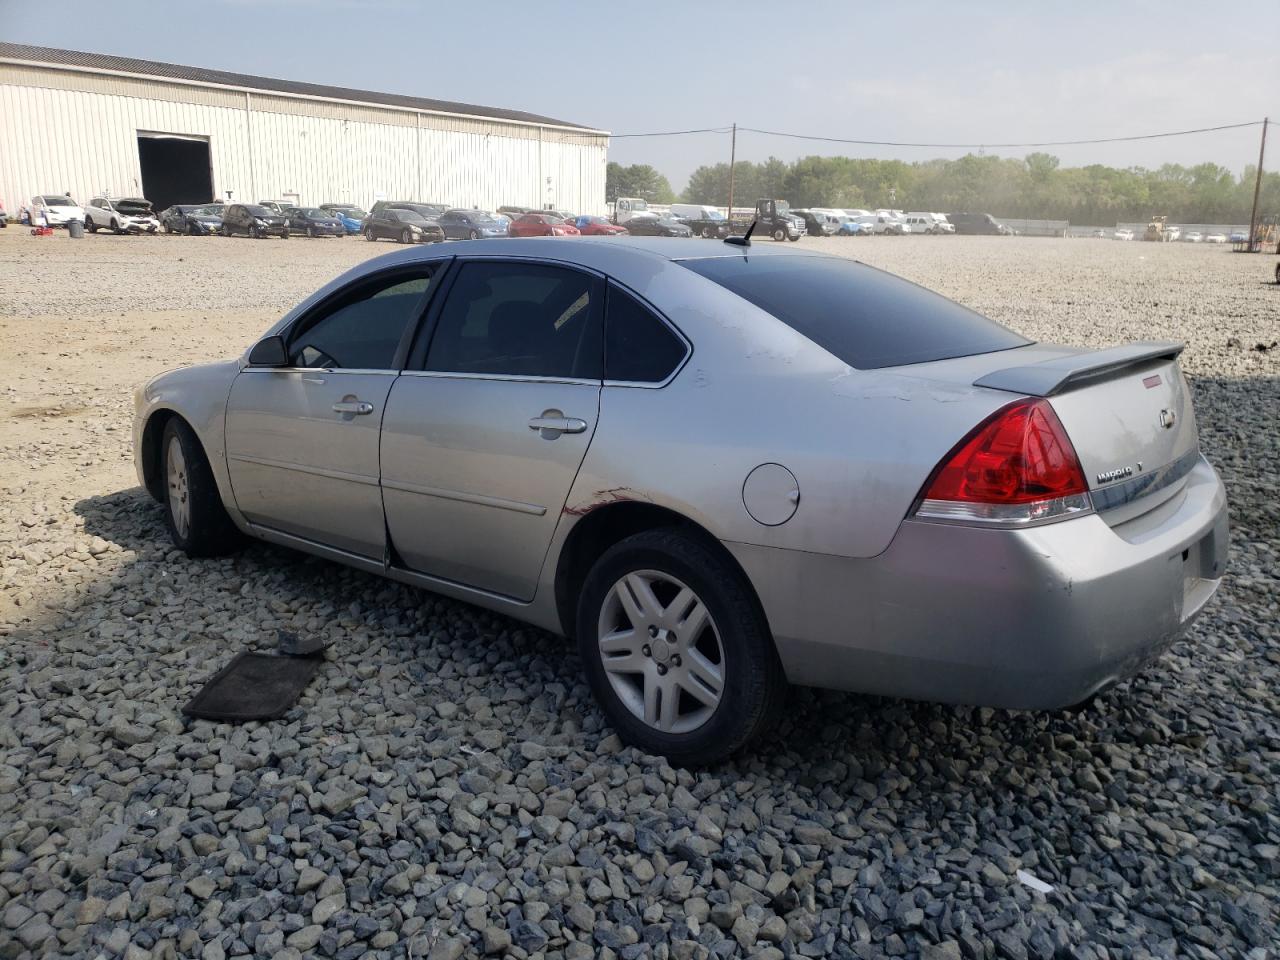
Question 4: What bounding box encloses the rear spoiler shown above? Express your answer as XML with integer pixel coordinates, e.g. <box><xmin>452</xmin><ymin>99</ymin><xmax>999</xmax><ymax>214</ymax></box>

<box><xmin>973</xmin><ymin>341</ymin><xmax>1184</xmax><ymax>397</ymax></box>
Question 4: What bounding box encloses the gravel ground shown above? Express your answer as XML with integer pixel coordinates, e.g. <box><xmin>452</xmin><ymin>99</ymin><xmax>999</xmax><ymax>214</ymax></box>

<box><xmin>1</xmin><ymin>230</ymin><xmax>1277</xmax><ymax>960</ymax></box>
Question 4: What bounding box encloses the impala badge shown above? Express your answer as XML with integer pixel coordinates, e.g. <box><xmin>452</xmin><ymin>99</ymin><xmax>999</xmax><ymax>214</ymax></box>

<box><xmin>1159</xmin><ymin>408</ymin><xmax>1177</xmax><ymax>429</ymax></box>
<box><xmin>1096</xmin><ymin>465</ymin><xmax>1134</xmax><ymax>484</ymax></box>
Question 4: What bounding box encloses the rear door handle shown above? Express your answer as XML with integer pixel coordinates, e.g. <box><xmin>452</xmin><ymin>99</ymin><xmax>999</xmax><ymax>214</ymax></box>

<box><xmin>529</xmin><ymin>413</ymin><xmax>588</xmax><ymax>436</ymax></box>
<box><xmin>333</xmin><ymin>401</ymin><xmax>374</xmax><ymax>415</ymax></box>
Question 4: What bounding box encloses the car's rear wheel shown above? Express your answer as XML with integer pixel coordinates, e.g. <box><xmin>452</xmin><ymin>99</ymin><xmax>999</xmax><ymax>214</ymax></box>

<box><xmin>365</xmin><ymin>228</ymin><xmax>376</xmax><ymax>242</ymax></box>
<box><xmin>577</xmin><ymin>529</ymin><xmax>785</xmax><ymax>765</ymax></box>
<box><xmin>161</xmin><ymin>418</ymin><xmax>241</xmax><ymax>557</ymax></box>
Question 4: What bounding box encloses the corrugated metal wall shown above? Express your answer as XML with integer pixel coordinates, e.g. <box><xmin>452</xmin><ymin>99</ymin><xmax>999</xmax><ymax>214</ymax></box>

<box><xmin>0</xmin><ymin>64</ymin><xmax>609</xmax><ymax>215</ymax></box>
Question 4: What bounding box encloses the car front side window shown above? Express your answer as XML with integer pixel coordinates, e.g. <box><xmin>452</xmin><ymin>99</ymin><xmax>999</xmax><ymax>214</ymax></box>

<box><xmin>421</xmin><ymin>261</ymin><xmax>602</xmax><ymax>380</ymax></box>
<box><xmin>287</xmin><ymin>271</ymin><xmax>435</xmax><ymax>370</ymax></box>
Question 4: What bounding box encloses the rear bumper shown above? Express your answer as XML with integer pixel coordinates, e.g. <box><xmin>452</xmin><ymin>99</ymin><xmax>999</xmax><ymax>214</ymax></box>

<box><xmin>728</xmin><ymin>455</ymin><xmax>1229</xmax><ymax>710</ymax></box>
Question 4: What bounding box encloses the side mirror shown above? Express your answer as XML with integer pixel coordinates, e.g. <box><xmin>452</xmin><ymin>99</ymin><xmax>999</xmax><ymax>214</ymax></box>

<box><xmin>248</xmin><ymin>335</ymin><xmax>288</xmax><ymax>367</ymax></box>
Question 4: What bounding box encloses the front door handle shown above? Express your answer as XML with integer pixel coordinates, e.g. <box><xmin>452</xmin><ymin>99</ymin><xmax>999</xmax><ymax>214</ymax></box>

<box><xmin>529</xmin><ymin>410</ymin><xmax>588</xmax><ymax>437</ymax></box>
<box><xmin>333</xmin><ymin>400</ymin><xmax>374</xmax><ymax>416</ymax></box>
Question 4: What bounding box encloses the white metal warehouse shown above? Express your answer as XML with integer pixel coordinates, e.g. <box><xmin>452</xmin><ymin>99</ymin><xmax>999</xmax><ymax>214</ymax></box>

<box><xmin>0</xmin><ymin>43</ymin><xmax>610</xmax><ymax>217</ymax></box>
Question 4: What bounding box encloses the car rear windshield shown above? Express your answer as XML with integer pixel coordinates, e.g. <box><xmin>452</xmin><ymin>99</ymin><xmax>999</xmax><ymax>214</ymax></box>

<box><xmin>679</xmin><ymin>255</ymin><xmax>1030</xmax><ymax>369</ymax></box>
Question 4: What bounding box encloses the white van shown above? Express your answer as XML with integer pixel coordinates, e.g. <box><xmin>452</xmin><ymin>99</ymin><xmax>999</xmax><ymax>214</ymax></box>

<box><xmin>904</xmin><ymin>212</ymin><xmax>953</xmax><ymax>235</ymax></box>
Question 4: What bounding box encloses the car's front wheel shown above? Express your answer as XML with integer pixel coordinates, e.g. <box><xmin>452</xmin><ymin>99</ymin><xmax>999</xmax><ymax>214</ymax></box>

<box><xmin>400</xmin><ymin>228</ymin><xmax>412</xmax><ymax>244</ymax></box>
<box><xmin>772</xmin><ymin>227</ymin><xmax>787</xmax><ymax>241</ymax></box>
<box><xmin>248</xmin><ymin>224</ymin><xmax>260</xmax><ymax>239</ymax></box>
<box><xmin>577</xmin><ymin>529</ymin><xmax>785</xmax><ymax>765</ymax></box>
<box><xmin>365</xmin><ymin>228</ymin><xmax>376</xmax><ymax>242</ymax></box>
<box><xmin>161</xmin><ymin>418</ymin><xmax>241</xmax><ymax>557</ymax></box>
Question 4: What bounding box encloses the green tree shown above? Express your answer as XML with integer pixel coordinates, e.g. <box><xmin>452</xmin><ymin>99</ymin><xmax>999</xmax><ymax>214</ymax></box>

<box><xmin>605</xmin><ymin>163</ymin><xmax>676</xmax><ymax>204</ymax></box>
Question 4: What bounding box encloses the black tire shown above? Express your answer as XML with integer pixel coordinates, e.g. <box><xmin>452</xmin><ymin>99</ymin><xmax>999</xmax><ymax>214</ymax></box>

<box><xmin>1274</xmin><ymin>261</ymin><xmax>1280</xmax><ymax>285</ymax></box>
<box><xmin>87</xmin><ymin>219</ymin><xmax>98</xmax><ymax>233</ymax></box>
<box><xmin>701</xmin><ymin>225</ymin><xmax>715</xmax><ymax>239</ymax></box>
<box><xmin>469</xmin><ymin>229</ymin><xmax>480</xmax><ymax>240</ymax></box>
<box><xmin>160</xmin><ymin>418</ymin><xmax>242</xmax><ymax>557</ymax></box>
<box><xmin>788</xmin><ymin>234</ymin><xmax>801</xmax><ymax>242</ymax></box>
<box><xmin>249</xmin><ymin>224</ymin><xmax>260</xmax><ymax>239</ymax></box>
<box><xmin>280</xmin><ymin>230</ymin><xmax>289</xmax><ymax>240</ymax></box>
<box><xmin>164</xmin><ymin>221</ymin><xmax>173</xmax><ymax>234</ymax></box>
<box><xmin>111</xmin><ymin>219</ymin><xmax>121</xmax><ymax>235</ymax></box>
<box><xmin>365</xmin><ymin>228</ymin><xmax>376</xmax><ymax>242</ymax></box>
<box><xmin>400</xmin><ymin>228</ymin><xmax>412</xmax><ymax>244</ymax></box>
<box><xmin>307</xmin><ymin>226</ymin><xmax>316</xmax><ymax>238</ymax></box>
<box><xmin>772</xmin><ymin>227</ymin><xmax>786</xmax><ymax>242</ymax></box>
<box><xmin>576</xmin><ymin>528</ymin><xmax>786</xmax><ymax>766</ymax></box>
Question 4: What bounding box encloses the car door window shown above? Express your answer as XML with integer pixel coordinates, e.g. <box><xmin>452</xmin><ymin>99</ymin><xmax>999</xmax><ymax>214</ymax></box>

<box><xmin>605</xmin><ymin>285</ymin><xmax>688</xmax><ymax>384</ymax></box>
<box><xmin>288</xmin><ymin>271</ymin><xmax>435</xmax><ymax>370</ymax></box>
<box><xmin>422</xmin><ymin>261</ymin><xmax>602</xmax><ymax>380</ymax></box>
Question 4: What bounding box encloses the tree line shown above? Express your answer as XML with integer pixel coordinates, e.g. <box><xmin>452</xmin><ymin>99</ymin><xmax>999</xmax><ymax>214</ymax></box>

<box><xmin>607</xmin><ymin>154</ymin><xmax>1279</xmax><ymax>225</ymax></box>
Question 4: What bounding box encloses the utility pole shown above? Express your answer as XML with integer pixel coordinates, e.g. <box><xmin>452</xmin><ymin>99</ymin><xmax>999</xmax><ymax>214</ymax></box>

<box><xmin>1247</xmin><ymin>117</ymin><xmax>1269</xmax><ymax>252</ymax></box>
<box><xmin>727</xmin><ymin>122</ymin><xmax>737</xmax><ymax>221</ymax></box>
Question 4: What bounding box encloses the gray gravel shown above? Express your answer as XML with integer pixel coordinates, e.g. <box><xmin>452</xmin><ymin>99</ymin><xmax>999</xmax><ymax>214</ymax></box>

<box><xmin>1</xmin><ymin>231</ymin><xmax>1278</xmax><ymax>959</ymax></box>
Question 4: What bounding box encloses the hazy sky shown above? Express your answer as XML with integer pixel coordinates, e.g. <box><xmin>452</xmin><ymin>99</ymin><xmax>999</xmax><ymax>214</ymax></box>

<box><xmin>4</xmin><ymin>0</ymin><xmax>1277</xmax><ymax>189</ymax></box>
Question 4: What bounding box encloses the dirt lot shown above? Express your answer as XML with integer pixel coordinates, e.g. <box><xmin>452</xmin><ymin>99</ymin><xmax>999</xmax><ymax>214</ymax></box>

<box><xmin>1</xmin><ymin>229</ymin><xmax>1277</xmax><ymax>959</ymax></box>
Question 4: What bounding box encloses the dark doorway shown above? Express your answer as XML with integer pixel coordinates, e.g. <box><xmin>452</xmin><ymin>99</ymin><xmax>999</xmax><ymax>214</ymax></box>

<box><xmin>137</xmin><ymin>134</ymin><xmax>214</xmax><ymax>210</ymax></box>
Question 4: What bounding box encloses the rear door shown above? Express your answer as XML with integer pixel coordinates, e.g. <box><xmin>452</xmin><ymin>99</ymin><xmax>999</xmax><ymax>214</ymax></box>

<box><xmin>381</xmin><ymin>258</ymin><xmax>604</xmax><ymax>599</ymax></box>
<box><xmin>224</xmin><ymin>267</ymin><xmax>438</xmax><ymax>558</ymax></box>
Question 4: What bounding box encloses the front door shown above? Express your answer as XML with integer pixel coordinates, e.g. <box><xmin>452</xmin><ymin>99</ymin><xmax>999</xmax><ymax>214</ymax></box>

<box><xmin>225</xmin><ymin>269</ymin><xmax>438</xmax><ymax>559</ymax></box>
<box><xmin>381</xmin><ymin>259</ymin><xmax>604</xmax><ymax>600</ymax></box>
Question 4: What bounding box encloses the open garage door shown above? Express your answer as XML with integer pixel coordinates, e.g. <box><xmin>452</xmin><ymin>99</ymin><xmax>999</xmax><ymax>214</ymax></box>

<box><xmin>137</xmin><ymin>132</ymin><xmax>214</xmax><ymax>211</ymax></box>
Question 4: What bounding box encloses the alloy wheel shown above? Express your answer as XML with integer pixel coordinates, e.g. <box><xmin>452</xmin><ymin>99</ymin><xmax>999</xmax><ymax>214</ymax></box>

<box><xmin>166</xmin><ymin>436</ymin><xmax>190</xmax><ymax>539</ymax></box>
<box><xmin>597</xmin><ymin>570</ymin><xmax>725</xmax><ymax>734</ymax></box>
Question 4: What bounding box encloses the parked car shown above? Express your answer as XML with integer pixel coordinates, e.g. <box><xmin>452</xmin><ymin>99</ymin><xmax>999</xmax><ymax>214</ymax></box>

<box><xmin>1114</xmin><ymin>228</ymin><xmax>1134</xmax><ymax>241</ymax></box>
<box><xmin>438</xmin><ymin>209</ymin><xmax>509</xmax><ymax>240</ymax></box>
<box><xmin>835</xmin><ymin>217</ymin><xmax>870</xmax><ymax>236</ymax></box>
<box><xmin>619</xmin><ymin>214</ymin><xmax>693</xmax><ymax>238</ymax></box>
<box><xmin>30</xmin><ymin>194</ymin><xmax>85</xmax><ymax>228</ymax></box>
<box><xmin>903</xmin><ymin>213</ymin><xmax>948</xmax><ymax>235</ymax></box>
<box><xmin>497</xmin><ymin>205</ymin><xmax>533</xmax><ymax>221</ymax></box>
<box><xmin>1184</xmin><ymin>231</ymin><xmax>1203</xmax><ymax>243</ymax></box>
<box><xmin>160</xmin><ymin>204</ymin><xmax>224</xmax><ymax>235</ymax></box>
<box><xmin>793</xmin><ymin>210</ymin><xmax>837</xmax><ymax>237</ymax></box>
<box><xmin>361</xmin><ymin>208</ymin><xmax>445</xmax><ymax>243</ymax></box>
<box><xmin>509</xmin><ymin>213</ymin><xmax>581</xmax><ymax>237</ymax></box>
<box><xmin>667</xmin><ymin>204</ymin><xmax>731</xmax><ymax>239</ymax></box>
<box><xmin>1229</xmin><ymin>231</ymin><xmax>1249</xmax><ymax>243</ymax></box>
<box><xmin>1164</xmin><ymin>226</ymin><xmax>1182</xmax><ymax>242</ymax></box>
<box><xmin>85</xmin><ymin>197</ymin><xmax>160</xmax><ymax>234</ymax></box>
<box><xmin>222</xmin><ymin>203</ymin><xmax>290</xmax><ymax>239</ymax></box>
<box><xmin>372</xmin><ymin>201</ymin><xmax>448</xmax><ymax>222</ymax></box>
<box><xmin>285</xmin><ymin>207</ymin><xmax>347</xmax><ymax>238</ymax></box>
<box><xmin>257</xmin><ymin>201</ymin><xmax>294</xmax><ymax>216</ymax></box>
<box><xmin>132</xmin><ymin>238</ymin><xmax>1229</xmax><ymax>764</ymax></box>
<box><xmin>575</xmin><ymin>216</ymin><xmax>628</xmax><ymax>236</ymax></box>
<box><xmin>320</xmin><ymin>203</ymin><xmax>367</xmax><ymax>219</ymax></box>
<box><xmin>856</xmin><ymin>214</ymin><xmax>906</xmax><ymax>235</ymax></box>
<box><xmin>0</xmin><ymin>201</ymin><xmax>7</xmax><ymax>227</ymax></box>
<box><xmin>946</xmin><ymin>212</ymin><xmax>1005</xmax><ymax>236</ymax></box>
<box><xmin>1205</xmin><ymin>233</ymin><xmax>1227</xmax><ymax>244</ymax></box>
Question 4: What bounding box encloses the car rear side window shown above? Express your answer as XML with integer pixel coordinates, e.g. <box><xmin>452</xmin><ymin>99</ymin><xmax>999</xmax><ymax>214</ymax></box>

<box><xmin>423</xmin><ymin>261</ymin><xmax>602</xmax><ymax>380</ymax></box>
<box><xmin>680</xmin><ymin>255</ymin><xmax>1029</xmax><ymax>369</ymax></box>
<box><xmin>288</xmin><ymin>271</ymin><xmax>434</xmax><ymax>370</ymax></box>
<box><xmin>606</xmin><ymin>285</ymin><xmax>687</xmax><ymax>383</ymax></box>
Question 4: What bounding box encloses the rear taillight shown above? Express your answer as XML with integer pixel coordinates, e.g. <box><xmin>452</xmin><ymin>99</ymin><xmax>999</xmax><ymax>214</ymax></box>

<box><xmin>914</xmin><ymin>398</ymin><xmax>1093</xmax><ymax>525</ymax></box>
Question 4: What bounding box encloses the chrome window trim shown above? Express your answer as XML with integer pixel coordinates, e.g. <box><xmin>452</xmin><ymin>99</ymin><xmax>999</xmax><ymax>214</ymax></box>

<box><xmin>239</xmin><ymin>367</ymin><xmax>401</xmax><ymax>376</ymax></box>
<box><xmin>398</xmin><ymin>370</ymin><xmax>599</xmax><ymax>387</ymax></box>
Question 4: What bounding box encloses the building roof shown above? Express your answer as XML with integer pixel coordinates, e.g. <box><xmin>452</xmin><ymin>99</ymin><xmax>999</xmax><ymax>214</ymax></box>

<box><xmin>0</xmin><ymin>42</ymin><xmax>606</xmax><ymax>133</ymax></box>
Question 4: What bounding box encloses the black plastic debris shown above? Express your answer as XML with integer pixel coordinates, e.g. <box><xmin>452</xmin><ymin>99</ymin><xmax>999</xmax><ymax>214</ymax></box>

<box><xmin>182</xmin><ymin>652</ymin><xmax>321</xmax><ymax>722</ymax></box>
<box><xmin>277</xmin><ymin>627</ymin><xmax>330</xmax><ymax>657</ymax></box>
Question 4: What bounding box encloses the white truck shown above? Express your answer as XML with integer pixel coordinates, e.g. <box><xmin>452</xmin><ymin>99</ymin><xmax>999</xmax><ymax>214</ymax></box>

<box><xmin>612</xmin><ymin>197</ymin><xmax>651</xmax><ymax>225</ymax></box>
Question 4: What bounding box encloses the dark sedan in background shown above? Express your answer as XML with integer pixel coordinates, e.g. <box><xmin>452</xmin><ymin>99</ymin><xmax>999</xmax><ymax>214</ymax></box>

<box><xmin>620</xmin><ymin>214</ymin><xmax>693</xmax><ymax>238</ymax></box>
<box><xmin>284</xmin><ymin>207</ymin><xmax>347</xmax><ymax>237</ymax></box>
<box><xmin>361</xmin><ymin>208</ymin><xmax>446</xmax><ymax>243</ymax></box>
<box><xmin>438</xmin><ymin>209</ymin><xmax>509</xmax><ymax>240</ymax></box>
<box><xmin>221</xmin><ymin>204</ymin><xmax>290</xmax><ymax>239</ymax></box>
<box><xmin>159</xmin><ymin>204</ymin><xmax>224</xmax><ymax>235</ymax></box>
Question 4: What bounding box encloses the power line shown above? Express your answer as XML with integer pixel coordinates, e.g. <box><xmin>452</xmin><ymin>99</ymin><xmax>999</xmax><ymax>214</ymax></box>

<box><xmin>611</xmin><ymin>126</ymin><xmax>732</xmax><ymax>139</ymax></box>
<box><xmin>611</xmin><ymin>119</ymin><xmax>1266</xmax><ymax>147</ymax></box>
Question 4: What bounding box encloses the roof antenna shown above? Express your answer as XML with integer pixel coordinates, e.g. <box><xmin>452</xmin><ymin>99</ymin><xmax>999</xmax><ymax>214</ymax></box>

<box><xmin>724</xmin><ymin>219</ymin><xmax>755</xmax><ymax>247</ymax></box>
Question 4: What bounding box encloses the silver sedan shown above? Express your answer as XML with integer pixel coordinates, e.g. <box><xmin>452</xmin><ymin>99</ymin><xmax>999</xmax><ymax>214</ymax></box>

<box><xmin>133</xmin><ymin>237</ymin><xmax>1229</xmax><ymax>764</ymax></box>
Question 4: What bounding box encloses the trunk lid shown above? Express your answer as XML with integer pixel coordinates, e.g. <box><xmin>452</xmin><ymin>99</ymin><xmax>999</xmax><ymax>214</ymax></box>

<box><xmin>897</xmin><ymin>342</ymin><xmax>1199</xmax><ymax>525</ymax></box>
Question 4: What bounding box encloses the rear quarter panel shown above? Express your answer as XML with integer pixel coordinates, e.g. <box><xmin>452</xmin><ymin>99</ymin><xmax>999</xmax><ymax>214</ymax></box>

<box><xmin>563</xmin><ymin>261</ymin><xmax>1015</xmax><ymax>559</ymax></box>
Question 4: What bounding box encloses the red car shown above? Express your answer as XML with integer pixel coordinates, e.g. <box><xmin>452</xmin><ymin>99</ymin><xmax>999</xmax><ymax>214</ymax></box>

<box><xmin>575</xmin><ymin>215</ymin><xmax>628</xmax><ymax>236</ymax></box>
<box><xmin>509</xmin><ymin>213</ymin><xmax>581</xmax><ymax>237</ymax></box>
